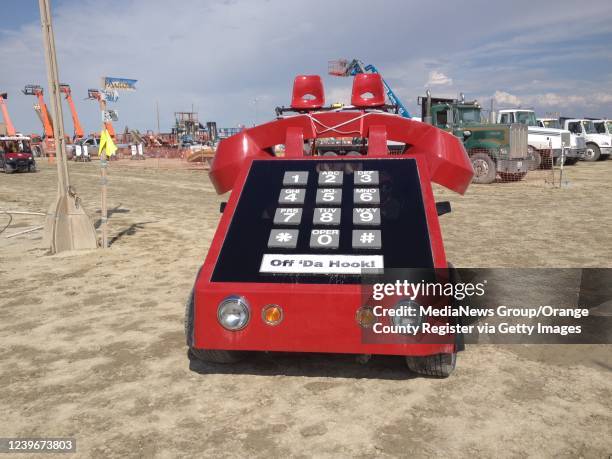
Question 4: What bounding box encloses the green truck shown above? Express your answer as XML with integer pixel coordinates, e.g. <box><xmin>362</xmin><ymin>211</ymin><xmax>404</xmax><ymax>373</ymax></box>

<box><xmin>419</xmin><ymin>91</ymin><xmax>529</xmax><ymax>184</ymax></box>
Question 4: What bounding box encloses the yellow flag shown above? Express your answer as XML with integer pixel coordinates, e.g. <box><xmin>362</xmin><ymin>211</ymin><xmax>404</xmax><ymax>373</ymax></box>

<box><xmin>105</xmin><ymin>132</ymin><xmax>117</xmax><ymax>157</ymax></box>
<box><xmin>98</xmin><ymin>130</ymin><xmax>108</xmax><ymax>157</ymax></box>
<box><xmin>98</xmin><ymin>129</ymin><xmax>117</xmax><ymax>158</ymax></box>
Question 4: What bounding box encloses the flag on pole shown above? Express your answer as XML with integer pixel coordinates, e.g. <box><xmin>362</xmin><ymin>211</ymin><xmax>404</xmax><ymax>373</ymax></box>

<box><xmin>98</xmin><ymin>129</ymin><xmax>117</xmax><ymax>158</ymax></box>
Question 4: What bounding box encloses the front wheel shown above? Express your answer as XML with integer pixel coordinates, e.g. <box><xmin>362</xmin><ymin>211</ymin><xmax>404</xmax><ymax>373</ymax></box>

<box><xmin>405</xmin><ymin>353</ymin><xmax>457</xmax><ymax>378</ymax></box>
<box><xmin>584</xmin><ymin>143</ymin><xmax>600</xmax><ymax>162</ymax></box>
<box><xmin>470</xmin><ymin>152</ymin><xmax>496</xmax><ymax>184</ymax></box>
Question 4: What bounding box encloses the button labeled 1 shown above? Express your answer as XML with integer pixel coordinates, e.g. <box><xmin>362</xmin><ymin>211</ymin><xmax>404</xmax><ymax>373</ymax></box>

<box><xmin>318</xmin><ymin>171</ymin><xmax>343</xmax><ymax>186</ymax></box>
<box><xmin>313</xmin><ymin>208</ymin><xmax>341</xmax><ymax>225</ymax></box>
<box><xmin>279</xmin><ymin>188</ymin><xmax>306</xmax><ymax>205</ymax></box>
<box><xmin>355</xmin><ymin>170</ymin><xmax>379</xmax><ymax>185</ymax></box>
<box><xmin>354</xmin><ymin>188</ymin><xmax>380</xmax><ymax>205</ymax></box>
<box><xmin>316</xmin><ymin>188</ymin><xmax>342</xmax><ymax>205</ymax></box>
<box><xmin>268</xmin><ymin>229</ymin><xmax>299</xmax><ymax>249</ymax></box>
<box><xmin>352</xmin><ymin>230</ymin><xmax>381</xmax><ymax>249</ymax></box>
<box><xmin>310</xmin><ymin>229</ymin><xmax>340</xmax><ymax>249</ymax></box>
<box><xmin>274</xmin><ymin>208</ymin><xmax>302</xmax><ymax>225</ymax></box>
<box><xmin>283</xmin><ymin>171</ymin><xmax>308</xmax><ymax>186</ymax></box>
<box><xmin>353</xmin><ymin>208</ymin><xmax>380</xmax><ymax>226</ymax></box>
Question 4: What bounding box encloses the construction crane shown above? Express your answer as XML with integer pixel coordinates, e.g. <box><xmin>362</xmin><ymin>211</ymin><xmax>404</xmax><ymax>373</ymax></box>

<box><xmin>328</xmin><ymin>59</ymin><xmax>411</xmax><ymax>118</ymax></box>
<box><xmin>23</xmin><ymin>84</ymin><xmax>54</xmax><ymax>139</ymax></box>
<box><xmin>0</xmin><ymin>92</ymin><xmax>17</xmax><ymax>136</ymax></box>
<box><xmin>59</xmin><ymin>84</ymin><xmax>84</xmax><ymax>139</ymax></box>
<box><xmin>87</xmin><ymin>89</ymin><xmax>116</xmax><ymax>139</ymax></box>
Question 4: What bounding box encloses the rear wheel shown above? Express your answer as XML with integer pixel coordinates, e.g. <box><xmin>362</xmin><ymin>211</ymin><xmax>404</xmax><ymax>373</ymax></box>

<box><xmin>584</xmin><ymin>143</ymin><xmax>600</xmax><ymax>162</ymax></box>
<box><xmin>564</xmin><ymin>157</ymin><xmax>578</xmax><ymax>166</ymax></box>
<box><xmin>527</xmin><ymin>146</ymin><xmax>541</xmax><ymax>169</ymax></box>
<box><xmin>405</xmin><ymin>353</ymin><xmax>457</xmax><ymax>378</ymax></box>
<box><xmin>470</xmin><ymin>152</ymin><xmax>496</xmax><ymax>184</ymax></box>
<box><xmin>184</xmin><ymin>289</ymin><xmax>246</xmax><ymax>364</ymax></box>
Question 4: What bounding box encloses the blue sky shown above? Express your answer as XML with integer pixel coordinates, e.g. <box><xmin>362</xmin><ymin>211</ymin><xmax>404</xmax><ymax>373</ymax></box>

<box><xmin>1</xmin><ymin>0</ymin><xmax>611</xmax><ymax>136</ymax></box>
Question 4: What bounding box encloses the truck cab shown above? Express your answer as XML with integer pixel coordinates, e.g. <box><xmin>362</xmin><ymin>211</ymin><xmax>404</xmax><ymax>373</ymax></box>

<box><xmin>560</xmin><ymin>118</ymin><xmax>612</xmax><ymax>162</ymax></box>
<box><xmin>421</xmin><ymin>93</ymin><xmax>529</xmax><ymax>184</ymax></box>
<box><xmin>497</xmin><ymin>109</ymin><xmax>574</xmax><ymax>167</ymax></box>
<box><xmin>537</xmin><ymin>118</ymin><xmax>585</xmax><ymax>164</ymax></box>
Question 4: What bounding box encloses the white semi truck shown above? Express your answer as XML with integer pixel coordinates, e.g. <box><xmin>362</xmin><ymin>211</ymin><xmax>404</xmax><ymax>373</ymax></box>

<box><xmin>592</xmin><ymin>119</ymin><xmax>612</xmax><ymax>136</ymax></box>
<box><xmin>537</xmin><ymin>118</ymin><xmax>585</xmax><ymax>164</ymax></box>
<box><xmin>560</xmin><ymin>118</ymin><xmax>612</xmax><ymax>161</ymax></box>
<box><xmin>497</xmin><ymin>109</ymin><xmax>574</xmax><ymax>168</ymax></box>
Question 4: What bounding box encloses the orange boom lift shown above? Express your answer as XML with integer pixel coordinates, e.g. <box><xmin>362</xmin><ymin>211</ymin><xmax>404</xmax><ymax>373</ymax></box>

<box><xmin>23</xmin><ymin>84</ymin><xmax>56</xmax><ymax>156</ymax></box>
<box><xmin>0</xmin><ymin>92</ymin><xmax>17</xmax><ymax>136</ymax></box>
<box><xmin>59</xmin><ymin>84</ymin><xmax>84</xmax><ymax>139</ymax></box>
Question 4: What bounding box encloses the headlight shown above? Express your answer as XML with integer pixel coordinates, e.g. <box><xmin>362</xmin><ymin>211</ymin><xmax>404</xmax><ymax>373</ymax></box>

<box><xmin>498</xmin><ymin>147</ymin><xmax>508</xmax><ymax>156</ymax></box>
<box><xmin>217</xmin><ymin>296</ymin><xmax>250</xmax><ymax>331</ymax></box>
<box><xmin>391</xmin><ymin>300</ymin><xmax>422</xmax><ymax>330</ymax></box>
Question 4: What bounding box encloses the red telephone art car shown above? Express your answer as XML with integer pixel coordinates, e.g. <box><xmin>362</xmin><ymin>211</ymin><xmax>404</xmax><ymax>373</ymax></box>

<box><xmin>185</xmin><ymin>74</ymin><xmax>473</xmax><ymax>377</ymax></box>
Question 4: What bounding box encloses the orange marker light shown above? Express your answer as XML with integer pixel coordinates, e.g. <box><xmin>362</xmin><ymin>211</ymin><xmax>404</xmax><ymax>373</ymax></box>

<box><xmin>262</xmin><ymin>305</ymin><xmax>283</xmax><ymax>325</ymax></box>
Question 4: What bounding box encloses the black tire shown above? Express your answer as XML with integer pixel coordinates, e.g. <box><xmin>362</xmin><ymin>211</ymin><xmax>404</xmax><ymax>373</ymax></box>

<box><xmin>405</xmin><ymin>353</ymin><xmax>457</xmax><ymax>378</ymax></box>
<box><xmin>470</xmin><ymin>152</ymin><xmax>496</xmax><ymax>184</ymax></box>
<box><xmin>498</xmin><ymin>172</ymin><xmax>527</xmax><ymax>182</ymax></box>
<box><xmin>28</xmin><ymin>164</ymin><xmax>37</xmax><ymax>173</ymax></box>
<box><xmin>184</xmin><ymin>289</ymin><xmax>246</xmax><ymax>364</ymax></box>
<box><xmin>527</xmin><ymin>146</ymin><xmax>541</xmax><ymax>169</ymax></box>
<box><xmin>564</xmin><ymin>157</ymin><xmax>578</xmax><ymax>166</ymax></box>
<box><xmin>584</xmin><ymin>143</ymin><xmax>600</xmax><ymax>162</ymax></box>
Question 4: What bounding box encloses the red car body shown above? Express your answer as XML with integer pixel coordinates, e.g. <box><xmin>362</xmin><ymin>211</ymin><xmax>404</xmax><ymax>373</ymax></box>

<box><xmin>192</xmin><ymin>89</ymin><xmax>473</xmax><ymax>358</ymax></box>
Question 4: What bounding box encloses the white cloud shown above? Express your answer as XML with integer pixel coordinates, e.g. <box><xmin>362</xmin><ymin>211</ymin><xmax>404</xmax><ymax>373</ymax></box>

<box><xmin>494</xmin><ymin>90</ymin><xmax>522</xmax><ymax>106</ymax></box>
<box><xmin>1</xmin><ymin>0</ymin><xmax>612</xmax><ymax>133</ymax></box>
<box><xmin>426</xmin><ymin>71</ymin><xmax>453</xmax><ymax>86</ymax></box>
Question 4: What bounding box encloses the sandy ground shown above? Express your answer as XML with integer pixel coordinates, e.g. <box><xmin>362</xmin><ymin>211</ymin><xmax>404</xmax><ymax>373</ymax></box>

<box><xmin>1</xmin><ymin>159</ymin><xmax>611</xmax><ymax>458</ymax></box>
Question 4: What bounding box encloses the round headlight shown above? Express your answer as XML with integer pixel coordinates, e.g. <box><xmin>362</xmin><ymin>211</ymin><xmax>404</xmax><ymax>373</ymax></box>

<box><xmin>217</xmin><ymin>296</ymin><xmax>250</xmax><ymax>331</ymax></box>
<box><xmin>391</xmin><ymin>300</ymin><xmax>422</xmax><ymax>330</ymax></box>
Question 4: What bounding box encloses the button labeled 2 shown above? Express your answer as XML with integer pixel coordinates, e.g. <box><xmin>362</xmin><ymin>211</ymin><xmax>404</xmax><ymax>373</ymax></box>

<box><xmin>318</xmin><ymin>171</ymin><xmax>343</xmax><ymax>186</ymax></box>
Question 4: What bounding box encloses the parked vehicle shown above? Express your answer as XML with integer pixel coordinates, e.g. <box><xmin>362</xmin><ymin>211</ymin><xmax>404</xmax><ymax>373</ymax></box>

<box><xmin>0</xmin><ymin>135</ymin><xmax>36</xmax><ymax>173</ymax></box>
<box><xmin>421</xmin><ymin>92</ymin><xmax>529</xmax><ymax>184</ymax></box>
<box><xmin>537</xmin><ymin>118</ymin><xmax>584</xmax><ymax>165</ymax></box>
<box><xmin>560</xmin><ymin>118</ymin><xmax>612</xmax><ymax>161</ymax></box>
<box><xmin>592</xmin><ymin>119</ymin><xmax>612</xmax><ymax>136</ymax></box>
<box><xmin>497</xmin><ymin>109</ymin><xmax>573</xmax><ymax>168</ymax></box>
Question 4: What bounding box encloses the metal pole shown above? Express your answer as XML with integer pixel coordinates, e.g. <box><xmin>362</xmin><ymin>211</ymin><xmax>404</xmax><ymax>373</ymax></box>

<box><xmin>100</xmin><ymin>97</ymin><xmax>108</xmax><ymax>249</ymax></box>
<box><xmin>40</xmin><ymin>0</ymin><xmax>98</xmax><ymax>252</ymax></box>
<box><xmin>156</xmin><ymin>100</ymin><xmax>160</xmax><ymax>134</ymax></box>
<box><xmin>40</xmin><ymin>0</ymin><xmax>68</xmax><ymax>196</ymax></box>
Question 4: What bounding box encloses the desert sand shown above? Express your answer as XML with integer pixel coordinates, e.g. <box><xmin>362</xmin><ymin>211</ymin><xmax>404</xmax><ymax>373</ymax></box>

<box><xmin>1</xmin><ymin>159</ymin><xmax>611</xmax><ymax>457</ymax></box>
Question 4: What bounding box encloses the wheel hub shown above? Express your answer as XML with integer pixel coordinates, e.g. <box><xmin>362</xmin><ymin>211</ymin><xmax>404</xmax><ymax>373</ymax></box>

<box><xmin>473</xmin><ymin>159</ymin><xmax>489</xmax><ymax>177</ymax></box>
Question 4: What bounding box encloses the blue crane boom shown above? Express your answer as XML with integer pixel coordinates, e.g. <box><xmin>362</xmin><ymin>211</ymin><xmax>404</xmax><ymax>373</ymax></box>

<box><xmin>334</xmin><ymin>59</ymin><xmax>411</xmax><ymax>118</ymax></box>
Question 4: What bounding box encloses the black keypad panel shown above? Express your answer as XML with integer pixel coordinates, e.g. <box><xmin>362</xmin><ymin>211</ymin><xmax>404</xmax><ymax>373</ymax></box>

<box><xmin>211</xmin><ymin>158</ymin><xmax>434</xmax><ymax>284</ymax></box>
